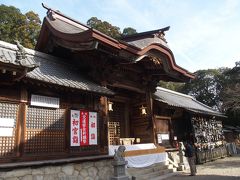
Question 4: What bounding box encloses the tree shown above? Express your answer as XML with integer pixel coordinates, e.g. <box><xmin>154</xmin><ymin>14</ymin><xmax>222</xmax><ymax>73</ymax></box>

<box><xmin>181</xmin><ymin>68</ymin><xmax>228</xmax><ymax>111</ymax></box>
<box><xmin>158</xmin><ymin>81</ymin><xmax>184</xmax><ymax>92</ymax></box>
<box><xmin>221</xmin><ymin>61</ymin><xmax>240</xmax><ymax>126</ymax></box>
<box><xmin>122</xmin><ymin>27</ymin><xmax>137</xmax><ymax>36</ymax></box>
<box><xmin>86</xmin><ymin>17</ymin><xmax>137</xmax><ymax>39</ymax></box>
<box><xmin>222</xmin><ymin>61</ymin><xmax>240</xmax><ymax>111</ymax></box>
<box><xmin>0</xmin><ymin>4</ymin><xmax>41</xmax><ymax>49</ymax></box>
<box><xmin>87</xmin><ymin>17</ymin><xmax>121</xmax><ymax>39</ymax></box>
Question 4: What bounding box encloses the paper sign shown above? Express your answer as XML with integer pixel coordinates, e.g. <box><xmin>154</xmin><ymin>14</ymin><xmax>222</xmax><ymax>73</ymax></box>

<box><xmin>70</xmin><ymin>110</ymin><xmax>80</xmax><ymax>146</ymax></box>
<box><xmin>80</xmin><ymin>110</ymin><xmax>89</xmax><ymax>146</ymax></box>
<box><xmin>89</xmin><ymin>112</ymin><xmax>97</xmax><ymax>145</ymax></box>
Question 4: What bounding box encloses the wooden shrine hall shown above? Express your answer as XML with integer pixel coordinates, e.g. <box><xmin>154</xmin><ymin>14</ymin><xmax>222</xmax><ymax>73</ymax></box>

<box><xmin>0</xmin><ymin>4</ymin><xmax>194</xmax><ymax>169</ymax></box>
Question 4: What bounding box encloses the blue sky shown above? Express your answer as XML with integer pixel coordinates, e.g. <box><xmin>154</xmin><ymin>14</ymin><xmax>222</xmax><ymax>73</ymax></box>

<box><xmin>1</xmin><ymin>0</ymin><xmax>240</xmax><ymax>72</ymax></box>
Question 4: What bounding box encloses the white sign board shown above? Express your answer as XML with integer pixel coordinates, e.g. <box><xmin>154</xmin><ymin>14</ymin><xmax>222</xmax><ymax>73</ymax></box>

<box><xmin>89</xmin><ymin>112</ymin><xmax>97</xmax><ymax>145</ymax></box>
<box><xmin>0</xmin><ymin>118</ymin><xmax>14</xmax><ymax>127</ymax></box>
<box><xmin>0</xmin><ymin>128</ymin><xmax>13</xmax><ymax>137</ymax></box>
<box><xmin>161</xmin><ymin>134</ymin><xmax>169</xmax><ymax>140</ymax></box>
<box><xmin>31</xmin><ymin>94</ymin><xmax>59</xmax><ymax>108</ymax></box>
<box><xmin>157</xmin><ymin>134</ymin><xmax>162</xmax><ymax>144</ymax></box>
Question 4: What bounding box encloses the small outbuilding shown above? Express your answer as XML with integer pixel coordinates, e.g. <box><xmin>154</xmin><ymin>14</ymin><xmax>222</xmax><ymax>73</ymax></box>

<box><xmin>153</xmin><ymin>87</ymin><xmax>227</xmax><ymax>163</ymax></box>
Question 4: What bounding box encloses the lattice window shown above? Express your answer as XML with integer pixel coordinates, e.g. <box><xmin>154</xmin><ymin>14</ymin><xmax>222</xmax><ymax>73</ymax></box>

<box><xmin>25</xmin><ymin>107</ymin><xmax>65</xmax><ymax>154</ymax></box>
<box><xmin>0</xmin><ymin>102</ymin><xmax>18</xmax><ymax>157</ymax></box>
<box><xmin>108</xmin><ymin>122</ymin><xmax>120</xmax><ymax>145</ymax></box>
<box><xmin>24</xmin><ymin>130</ymin><xmax>64</xmax><ymax>153</ymax></box>
<box><xmin>26</xmin><ymin>107</ymin><xmax>65</xmax><ymax>130</ymax></box>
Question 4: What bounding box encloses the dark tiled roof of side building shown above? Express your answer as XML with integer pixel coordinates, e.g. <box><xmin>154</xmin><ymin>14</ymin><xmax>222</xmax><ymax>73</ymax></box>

<box><xmin>0</xmin><ymin>40</ymin><xmax>114</xmax><ymax>96</ymax></box>
<box><xmin>154</xmin><ymin>87</ymin><xmax>226</xmax><ymax>117</ymax></box>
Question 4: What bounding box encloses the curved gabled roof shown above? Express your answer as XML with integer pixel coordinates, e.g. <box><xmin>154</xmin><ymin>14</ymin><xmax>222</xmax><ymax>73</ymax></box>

<box><xmin>36</xmin><ymin>4</ymin><xmax>194</xmax><ymax>82</ymax></box>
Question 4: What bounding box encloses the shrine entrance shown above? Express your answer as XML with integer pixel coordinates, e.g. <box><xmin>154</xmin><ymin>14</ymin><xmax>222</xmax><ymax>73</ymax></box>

<box><xmin>108</xmin><ymin>101</ymin><xmax>126</xmax><ymax>145</ymax></box>
<box><xmin>155</xmin><ymin>116</ymin><xmax>171</xmax><ymax>147</ymax></box>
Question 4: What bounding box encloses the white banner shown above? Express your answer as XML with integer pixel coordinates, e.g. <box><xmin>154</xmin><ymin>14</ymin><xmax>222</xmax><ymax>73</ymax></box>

<box><xmin>70</xmin><ymin>110</ymin><xmax>80</xmax><ymax>146</ymax></box>
<box><xmin>89</xmin><ymin>112</ymin><xmax>97</xmax><ymax>145</ymax></box>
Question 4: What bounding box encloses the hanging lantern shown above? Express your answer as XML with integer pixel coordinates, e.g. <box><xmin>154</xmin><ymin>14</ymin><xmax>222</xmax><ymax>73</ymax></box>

<box><xmin>108</xmin><ymin>101</ymin><xmax>113</xmax><ymax>111</ymax></box>
<box><xmin>140</xmin><ymin>105</ymin><xmax>147</xmax><ymax>115</ymax></box>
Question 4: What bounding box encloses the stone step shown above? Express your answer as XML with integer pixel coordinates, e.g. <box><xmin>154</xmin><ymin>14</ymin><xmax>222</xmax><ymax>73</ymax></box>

<box><xmin>150</xmin><ymin>172</ymin><xmax>181</xmax><ymax>180</ymax></box>
<box><xmin>127</xmin><ymin>163</ymin><xmax>168</xmax><ymax>176</ymax></box>
<box><xmin>134</xmin><ymin>168</ymin><xmax>174</xmax><ymax>180</ymax></box>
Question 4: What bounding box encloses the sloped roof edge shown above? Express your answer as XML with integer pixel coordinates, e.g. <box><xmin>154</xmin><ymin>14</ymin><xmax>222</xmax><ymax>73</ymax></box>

<box><xmin>0</xmin><ymin>40</ymin><xmax>114</xmax><ymax>96</ymax></box>
<box><xmin>155</xmin><ymin>87</ymin><xmax>226</xmax><ymax>117</ymax></box>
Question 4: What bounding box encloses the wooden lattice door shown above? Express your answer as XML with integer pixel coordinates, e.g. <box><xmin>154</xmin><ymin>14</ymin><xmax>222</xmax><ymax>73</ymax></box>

<box><xmin>108</xmin><ymin>102</ymin><xmax>125</xmax><ymax>145</ymax></box>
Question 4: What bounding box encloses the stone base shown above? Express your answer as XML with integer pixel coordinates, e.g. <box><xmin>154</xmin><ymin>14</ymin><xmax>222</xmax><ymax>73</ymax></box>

<box><xmin>111</xmin><ymin>176</ymin><xmax>129</xmax><ymax>180</ymax></box>
<box><xmin>177</xmin><ymin>164</ymin><xmax>185</xmax><ymax>171</ymax></box>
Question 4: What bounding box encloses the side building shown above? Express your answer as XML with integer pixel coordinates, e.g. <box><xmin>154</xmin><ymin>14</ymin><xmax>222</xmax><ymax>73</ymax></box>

<box><xmin>154</xmin><ymin>87</ymin><xmax>227</xmax><ymax>164</ymax></box>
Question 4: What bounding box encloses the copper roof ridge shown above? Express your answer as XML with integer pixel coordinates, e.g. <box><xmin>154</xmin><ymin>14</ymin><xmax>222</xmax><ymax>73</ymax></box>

<box><xmin>122</xmin><ymin>26</ymin><xmax>170</xmax><ymax>39</ymax></box>
<box><xmin>42</xmin><ymin>3</ymin><xmax>120</xmax><ymax>44</ymax></box>
<box><xmin>42</xmin><ymin>3</ymin><xmax>89</xmax><ymax>30</ymax></box>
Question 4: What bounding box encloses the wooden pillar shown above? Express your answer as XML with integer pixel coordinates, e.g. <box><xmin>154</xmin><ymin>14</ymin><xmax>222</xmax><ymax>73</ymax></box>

<box><xmin>146</xmin><ymin>89</ymin><xmax>156</xmax><ymax>144</ymax></box>
<box><xmin>99</xmin><ymin>96</ymin><xmax>109</xmax><ymax>154</ymax></box>
<box><xmin>16</xmin><ymin>86</ymin><xmax>27</xmax><ymax>157</ymax></box>
<box><xmin>124</xmin><ymin>103</ymin><xmax>130</xmax><ymax>137</ymax></box>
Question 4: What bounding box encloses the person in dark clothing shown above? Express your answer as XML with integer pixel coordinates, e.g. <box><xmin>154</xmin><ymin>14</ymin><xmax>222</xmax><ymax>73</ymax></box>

<box><xmin>184</xmin><ymin>141</ymin><xmax>197</xmax><ymax>176</ymax></box>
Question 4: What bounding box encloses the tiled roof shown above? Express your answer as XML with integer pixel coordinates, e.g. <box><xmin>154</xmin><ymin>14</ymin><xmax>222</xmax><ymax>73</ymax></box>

<box><xmin>0</xmin><ymin>41</ymin><xmax>114</xmax><ymax>96</ymax></box>
<box><xmin>0</xmin><ymin>41</ymin><xmax>37</xmax><ymax>68</ymax></box>
<box><xmin>154</xmin><ymin>87</ymin><xmax>225</xmax><ymax>117</ymax></box>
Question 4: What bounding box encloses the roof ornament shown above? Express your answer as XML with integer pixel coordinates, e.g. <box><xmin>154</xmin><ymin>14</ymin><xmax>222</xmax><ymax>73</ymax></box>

<box><xmin>47</xmin><ymin>9</ymin><xmax>57</xmax><ymax>20</ymax></box>
<box><xmin>14</xmin><ymin>40</ymin><xmax>39</xmax><ymax>69</ymax></box>
<box><xmin>153</xmin><ymin>26</ymin><xmax>170</xmax><ymax>43</ymax></box>
<box><xmin>156</xmin><ymin>31</ymin><xmax>167</xmax><ymax>43</ymax></box>
<box><xmin>14</xmin><ymin>40</ymin><xmax>27</xmax><ymax>61</ymax></box>
<box><xmin>42</xmin><ymin>3</ymin><xmax>58</xmax><ymax>20</ymax></box>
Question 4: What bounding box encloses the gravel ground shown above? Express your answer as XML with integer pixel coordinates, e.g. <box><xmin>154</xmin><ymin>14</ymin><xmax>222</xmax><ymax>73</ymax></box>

<box><xmin>166</xmin><ymin>155</ymin><xmax>240</xmax><ymax>180</ymax></box>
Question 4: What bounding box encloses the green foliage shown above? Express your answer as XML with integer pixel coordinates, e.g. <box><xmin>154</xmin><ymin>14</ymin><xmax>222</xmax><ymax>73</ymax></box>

<box><xmin>87</xmin><ymin>17</ymin><xmax>137</xmax><ymax>39</ymax></box>
<box><xmin>158</xmin><ymin>81</ymin><xmax>184</xmax><ymax>92</ymax></box>
<box><xmin>222</xmin><ymin>61</ymin><xmax>240</xmax><ymax>112</ymax></box>
<box><xmin>0</xmin><ymin>4</ymin><xmax>41</xmax><ymax>49</ymax></box>
<box><xmin>181</xmin><ymin>68</ymin><xmax>228</xmax><ymax>111</ymax></box>
<box><xmin>122</xmin><ymin>27</ymin><xmax>137</xmax><ymax>36</ymax></box>
<box><xmin>87</xmin><ymin>17</ymin><xmax>121</xmax><ymax>39</ymax></box>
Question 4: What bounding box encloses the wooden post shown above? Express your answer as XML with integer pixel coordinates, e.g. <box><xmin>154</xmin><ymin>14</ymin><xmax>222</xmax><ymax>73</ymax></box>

<box><xmin>146</xmin><ymin>89</ymin><xmax>156</xmax><ymax>144</ymax></box>
<box><xmin>99</xmin><ymin>96</ymin><xmax>109</xmax><ymax>154</ymax></box>
<box><xmin>16</xmin><ymin>86</ymin><xmax>27</xmax><ymax>157</ymax></box>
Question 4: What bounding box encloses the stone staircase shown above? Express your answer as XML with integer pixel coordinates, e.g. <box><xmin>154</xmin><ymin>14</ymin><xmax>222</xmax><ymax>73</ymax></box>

<box><xmin>126</xmin><ymin>162</ymin><xmax>179</xmax><ymax>180</ymax></box>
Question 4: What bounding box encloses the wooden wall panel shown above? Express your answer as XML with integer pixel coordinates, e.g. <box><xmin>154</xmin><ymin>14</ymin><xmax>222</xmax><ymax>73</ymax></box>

<box><xmin>0</xmin><ymin>86</ymin><xmax>20</xmax><ymax>102</ymax></box>
<box><xmin>130</xmin><ymin>100</ymin><xmax>153</xmax><ymax>143</ymax></box>
<box><xmin>24</xmin><ymin>107</ymin><xmax>65</xmax><ymax>154</ymax></box>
